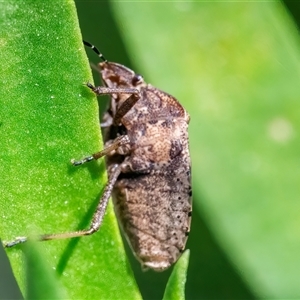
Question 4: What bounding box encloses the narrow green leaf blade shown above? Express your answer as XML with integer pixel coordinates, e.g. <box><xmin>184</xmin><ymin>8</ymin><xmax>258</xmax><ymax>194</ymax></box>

<box><xmin>0</xmin><ymin>1</ymin><xmax>141</xmax><ymax>299</ymax></box>
<box><xmin>25</xmin><ymin>242</ymin><xmax>66</xmax><ymax>299</ymax></box>
<box><xmin>163</xmin><ymin>250</ymin><xmax>190</xmax><ymax>300</ymax></box>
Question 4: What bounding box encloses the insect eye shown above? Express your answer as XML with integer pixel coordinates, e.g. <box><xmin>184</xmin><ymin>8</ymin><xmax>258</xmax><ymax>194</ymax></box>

<box><xmin>132</xmin><ymin>74</ymin><xmax>143</xmax><ymax>85</ymax></box>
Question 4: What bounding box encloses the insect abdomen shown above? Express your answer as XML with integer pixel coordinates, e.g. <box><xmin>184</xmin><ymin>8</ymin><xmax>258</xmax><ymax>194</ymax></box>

<box><xmin>112</xmin><ymin>151</ymin><xmax>191</xmax><ymax>271</ymax></box>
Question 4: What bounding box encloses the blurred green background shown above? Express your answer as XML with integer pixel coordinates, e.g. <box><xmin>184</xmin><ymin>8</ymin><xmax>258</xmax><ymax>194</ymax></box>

<box><xmin>2</xmin><ymin>1</ymin><xmax>300</xmax><ymax>299</ymax></box>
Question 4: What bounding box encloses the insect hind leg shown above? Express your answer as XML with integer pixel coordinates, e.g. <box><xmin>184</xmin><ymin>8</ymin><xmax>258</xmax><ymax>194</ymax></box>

<box><xmin>4</xmin><ymin>164</ymin><xmax>122</xmax><ymax>247</ymax></box>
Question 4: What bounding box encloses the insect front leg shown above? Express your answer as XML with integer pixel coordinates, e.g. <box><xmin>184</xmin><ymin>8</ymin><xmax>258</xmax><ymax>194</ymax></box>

<box><xmin>4</xmin><ymin>164</ymin><xmax>122</xmax><ymax>247</ymax></box>
<box><xmin>87</xmin><ymin>83</ymin><xmax>140</xmax><ymax>125</ymax></box>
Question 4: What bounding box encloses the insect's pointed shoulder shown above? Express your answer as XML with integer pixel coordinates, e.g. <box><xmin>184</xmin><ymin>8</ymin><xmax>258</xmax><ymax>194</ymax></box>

<box><xmin>145</xmin><ymin>84</ymin><xmax>187</xmax><ymax>118</ymax></box>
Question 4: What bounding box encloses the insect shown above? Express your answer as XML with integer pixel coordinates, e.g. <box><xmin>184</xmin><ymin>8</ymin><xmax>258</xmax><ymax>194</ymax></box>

<box><xmin>5</xmin><ymin>41</ymin><xmax>192</xmax><ymax>271</ymax></box>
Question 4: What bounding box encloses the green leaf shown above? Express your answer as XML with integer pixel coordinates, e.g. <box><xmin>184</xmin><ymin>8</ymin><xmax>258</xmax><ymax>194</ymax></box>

<box><xmin>25</xmin><ymin>242</ymin><xmax>66</xmax><ymax>299</ymax></box>
<box><xmin>163</xmin><ymin>250</ymin><xmax>190</xmax><ymax>300</ymax></box>
<box><xmin>0</xmin><ymin>1</ymin><xmax>141</xmax><ymax>299</ymax></box>
<box><xmin>111</xmin><ymin>1</ymin><xmax>300</xmax><ymax>298</ymax></box>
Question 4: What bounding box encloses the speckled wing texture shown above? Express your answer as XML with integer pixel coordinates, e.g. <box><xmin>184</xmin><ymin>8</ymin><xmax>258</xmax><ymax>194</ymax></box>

<box><xmin>111</xmin><ymin>86</ymin><xmax>192</xmax><ymax>271</ymax></box>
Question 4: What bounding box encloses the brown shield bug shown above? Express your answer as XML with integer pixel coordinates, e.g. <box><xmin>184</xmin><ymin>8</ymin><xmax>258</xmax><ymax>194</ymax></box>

<box><xmin>5</xmin><ymin>41</ymin><xmax>192</xmax><ymax>271</ymax></box>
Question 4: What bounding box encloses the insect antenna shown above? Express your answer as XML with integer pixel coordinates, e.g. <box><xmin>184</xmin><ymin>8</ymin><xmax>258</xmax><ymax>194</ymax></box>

<box><xmin>83</xmin><ymin>40</ymin><xmax>107</xmax><ymax>63</ymax></box>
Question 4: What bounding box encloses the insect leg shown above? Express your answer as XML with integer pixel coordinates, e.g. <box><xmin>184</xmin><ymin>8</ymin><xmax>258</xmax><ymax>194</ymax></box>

<box><xmin>113</xmin><ymin>93</ymin><xmax>140</xmax><ymax>125</ymax></box>
<box><xmin>87</xmin><ymin>82</ymin><xmax>138</xmax><ymax>98</ymax></box>
<box><xmin>4</xmin><ymin>164</ymin><xmax>122</xmax><ymax>247</ymax></box>
<box><xmin>71</xmin><ymin>135</ymin><xmax>130</xmax><ymax>166</ymax></box>
<box><xmin>87</xmin><ymin>83</ymin><xmax>140</xmax><ymax>125</ymax></box>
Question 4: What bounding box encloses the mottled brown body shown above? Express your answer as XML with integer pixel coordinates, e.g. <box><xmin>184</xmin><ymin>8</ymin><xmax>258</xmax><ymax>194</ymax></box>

<box><xmin>100</xmin><ymin>61</ymin><xmax>192</xmax><ymax>271</ymax></box>
<box><xmin>4</xmin><ymin>42</ymin><xmax>192</xmax><ymax>272</ymax></box>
